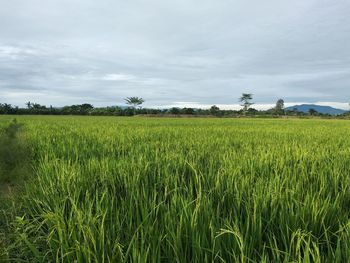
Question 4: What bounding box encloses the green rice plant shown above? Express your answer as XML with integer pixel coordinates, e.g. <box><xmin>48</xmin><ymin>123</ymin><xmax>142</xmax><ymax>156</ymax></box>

<box><xmin>0</xmin><ymin>116</ymin><xmax>350</xmax><ymax>262</ymax></box>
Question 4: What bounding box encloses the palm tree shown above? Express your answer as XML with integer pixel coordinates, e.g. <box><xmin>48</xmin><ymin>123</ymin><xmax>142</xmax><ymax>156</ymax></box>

<box><xmin>26</xmin><ymin>101</ymin><xmax>32</xmax><ymax>109</ymax></box>
<box><xmin>124</xmin><ymin>97</ymin><xmax>145</xmax><ymax>115</ymax></box>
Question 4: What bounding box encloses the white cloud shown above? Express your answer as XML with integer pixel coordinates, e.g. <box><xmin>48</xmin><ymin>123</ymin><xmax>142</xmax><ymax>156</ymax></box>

<box><xmin>313</xmin><ymin>102</ymin><xmax>349</xmax><ymax>110</ymax></box>
<box><xmin>0</xmin><ymin>45</ymin><xmax>40</xmax><ymax>59</ymax></box>
<box><xmin>101</xmin><ymin>73</ymin><xmax>135</xmax><ymax>81</ymax></box>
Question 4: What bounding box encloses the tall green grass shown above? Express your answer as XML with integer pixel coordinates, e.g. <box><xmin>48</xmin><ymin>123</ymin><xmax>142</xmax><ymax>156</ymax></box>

<box><xmin>0</xmin><ymin>118</ymin><xmax>33</xmax><ymax>261</ymax></box>
<box><xmin>1</xmin><ymin>116</ymin><xmax>350</xmax><ymax>262</ymax></box>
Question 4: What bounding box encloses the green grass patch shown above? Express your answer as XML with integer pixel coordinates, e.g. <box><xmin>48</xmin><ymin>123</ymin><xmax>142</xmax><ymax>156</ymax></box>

<box><xmin>0</xmin><ymin>119</ymin><xmax>33</xmax><ymax>261</ymax></box>
<box><xmin>1</xmin><ymin>116</ymin><xmax>350</xmax><ymax>262</ymax></box>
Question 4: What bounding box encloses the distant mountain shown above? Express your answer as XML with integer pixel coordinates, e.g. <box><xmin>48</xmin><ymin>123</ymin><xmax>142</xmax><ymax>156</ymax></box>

<box><xmin>285</xmin><ymin>104</ymin><xmax>346</xmax><ymax>115</ymax></box>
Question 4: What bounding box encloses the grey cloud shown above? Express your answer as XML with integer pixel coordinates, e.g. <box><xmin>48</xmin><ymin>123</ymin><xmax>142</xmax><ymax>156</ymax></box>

<box><xmin>0</xmin><ymin>0</ymin><xmax>349</xmax><ymax>107</ymax></box>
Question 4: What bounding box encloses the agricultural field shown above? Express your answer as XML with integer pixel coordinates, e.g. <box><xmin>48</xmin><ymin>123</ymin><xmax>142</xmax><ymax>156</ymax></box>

<box><xmin>1</xmin><ymin>116</ymin><xmax>350</xmax><ymax>262</ymax></box>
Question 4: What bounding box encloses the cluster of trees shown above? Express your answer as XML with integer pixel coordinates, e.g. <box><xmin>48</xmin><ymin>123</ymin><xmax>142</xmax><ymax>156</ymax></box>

<box><xmin>236</xmin><ymin>94</ymin><xmax>350</xmax><ymax>117</ymax></box>
<box><xmin>1</xmin><ymin>95</ymin><xmax>349</xmax><ymax>117</ymax></box>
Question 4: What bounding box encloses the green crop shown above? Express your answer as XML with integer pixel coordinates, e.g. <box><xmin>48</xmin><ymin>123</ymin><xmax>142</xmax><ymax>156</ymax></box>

<box><xmin>1</xmin><ymin>116</ymin><xmax>350</xmax><ymax>262</ymax></box>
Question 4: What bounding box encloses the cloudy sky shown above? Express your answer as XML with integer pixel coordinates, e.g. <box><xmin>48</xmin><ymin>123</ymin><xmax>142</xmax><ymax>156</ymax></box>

<box><xmin>1</xmin><ymin>0</ymin><xmax>350</xmax><ymax>109</ymax></box>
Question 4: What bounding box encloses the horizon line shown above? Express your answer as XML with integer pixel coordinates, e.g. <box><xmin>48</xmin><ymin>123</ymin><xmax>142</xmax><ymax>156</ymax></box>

<box><xmin>7</xmin><ymin>101</ymin><xmax>350</xmax><ymax>111</ymax></box>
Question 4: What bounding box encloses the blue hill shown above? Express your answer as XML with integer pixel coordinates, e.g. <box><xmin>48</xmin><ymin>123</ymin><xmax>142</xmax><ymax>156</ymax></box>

<box><xmin>285</xmin><ymin>104</ymin><xmax>346</xmax><ymax>115</ymax></box>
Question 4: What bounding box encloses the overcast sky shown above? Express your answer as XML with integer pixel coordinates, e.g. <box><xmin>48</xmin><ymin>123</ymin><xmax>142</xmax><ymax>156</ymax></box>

<box><xmin>1</xmin><ymin>0</ymin><xmax>350</xmax><ymax>109</ymax></box>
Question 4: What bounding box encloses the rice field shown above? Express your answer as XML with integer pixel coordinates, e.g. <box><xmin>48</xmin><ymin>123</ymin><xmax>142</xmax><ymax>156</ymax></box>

<box><xmin>1</xmin><ymin>116</ymin><xmax>350</xmax><ymax>262</ymax></box>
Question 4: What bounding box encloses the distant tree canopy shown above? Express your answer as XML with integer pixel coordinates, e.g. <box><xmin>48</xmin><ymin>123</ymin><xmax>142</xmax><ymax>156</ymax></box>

<box><xmin>168</xmin><ymin>107</ymin><xmax>181</xmax><ymax>114</ymax></box>
<box><xmin>0</xmin><ymin>97</ymin><xmax>348</xmax><ymax>118</ymax></box>
<box><xmin>0</xmin><ymin>103</ymin><xmax>15</xmax><ymax>114</ymax></box>
<box><xmin>239</xmin><ymin>93</ymin><xmax>254</xmax><ymax>114</ymax></box>
<box><xmin>309</xmin><ymin>108</ymin><xmax>318</xmax><ymax>115</ymax></box>
<box><xmin>274</xmin><ymin>99</ymin><xmax>285</xmax><ymax>115</ymax></box>
<box><xmin>125</xmin><ymin>97</ymin><xmax>144</xmax><ymax>108</ymax></box>
<box><xmin>210</xmin><ymin>105</ymin><xmax>220</xmax><ymax>116</ymax></box>
<box><xmin>124</xmin><ymin>97</ymin><xmax>145</xmax><ymax>114</ymax></box>
<box><xmin>181</xmin><ymin>108</ymin><xmax>195</xmax><ymax>115</ymax></box>
<box><xmin>61</xmin><ymin>104</ymin><xmax>94</xmax><ymax>115</ymax></box>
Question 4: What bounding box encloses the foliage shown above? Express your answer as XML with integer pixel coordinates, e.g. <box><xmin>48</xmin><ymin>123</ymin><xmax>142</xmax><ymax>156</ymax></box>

<box><xmin>168</xmin><ymin>107</ymin><xmax>181</xmax><ymax>114</ymax></box>
<box><xmin>0</xmin><ymin>119</ymin><xmax>30</xmax><ymax>184</ymax></box>
<box><xmin>1</xmin><ymin>100</ymin><xmax>349</xmax><ymax>118</ymax></box>
<box><xmin>124</xmin><ymin>97</ymin><xmax>145</xmax><ymax>113</ymax></box>
<box><xmin>274</xmin><ymin>99</ymin><xmax>285</xmax><ymax>115</ymax></box>
<box><xmin>309</xmin><ymin>108</ymin><xmax>318</xmax><ymax>115</ymax></box>
<box><xmin>181</xmin><ymin>107</ymin><xmax>195</xmax><ymax>115</ymax></box>
<box><xmin>239</xmin><ymin>93</ymin><xmax>254</xmax><ymax>114</ymax></box>
<box><xmin>210</xmin><ymin>105</ymin><xmax>220</xmax><ymax>116</ymax></box>
<box><xmin>1</xmin><ymin>116</ymin><xmax>350</xmax><ymax>262</ymax></box>
<box><xmin>0</xmin><ymin>119</ymin><xmax>32</xmax><ymax>261</ymax></box>
<box><xmin>124</xmin><ymin>97</ymin><xmax>145</xmax><ymax>107</ymax></box>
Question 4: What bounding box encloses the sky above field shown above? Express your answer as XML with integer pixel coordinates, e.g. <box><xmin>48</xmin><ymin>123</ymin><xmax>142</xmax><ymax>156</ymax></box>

<box><xmin>1</xmin><ymin>0</ymin><xmax>350</xmax><ymax>110</ymax></box>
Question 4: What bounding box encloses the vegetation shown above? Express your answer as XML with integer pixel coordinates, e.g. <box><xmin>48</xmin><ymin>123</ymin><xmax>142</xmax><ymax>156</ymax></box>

<box><xmin>1</xmin><ymin>116</ymin><xmax>350</xmax><ymax>262</ymax></box>
<box><xmin>124</xmin><ymin>97</ymin><xmax>145</xmax><ymax>115</ymax></box>
<box><xmin>309</xmin><ymin>108</ymin><xmax>318</xmax><ymax>116</ymax></box>
<box><xmin>274</xmin><ymin>99</ymin><xmax>285</xmax><ymax>115</ymax></box>
<box><xmin>239</xmin><ymin>93</ymin><xmax>254</xmax><ymax>115</ymax></box>
<box><xmin>1</xmin><ymin>102</ymin><xmax>348</xmax><ymax>118</ymax></box>
<box><xmin>209</xmin><ymin>105</ymin><xmax>221</xmax><ymax>116</ymax></box>
<box><xmin>1</xmin><ymin>95</ymin><xmax>349</xmax><ymax>118</ymax></box>
<box><xmin>0</xmin><ymin>119</ymin><xmax>32</xmax><ymax>260</ymax></box>
<box><xmin>0</xmin><ymin>119</ymin><xmax>31</xmax><ymax>186</ymax></box>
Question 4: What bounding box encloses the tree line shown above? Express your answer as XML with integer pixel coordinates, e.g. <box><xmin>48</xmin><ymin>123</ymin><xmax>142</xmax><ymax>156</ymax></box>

<box><xmin>0</xmin><ymin>94</ymin><xmax>349</xmax><ymax>117</ymax></box>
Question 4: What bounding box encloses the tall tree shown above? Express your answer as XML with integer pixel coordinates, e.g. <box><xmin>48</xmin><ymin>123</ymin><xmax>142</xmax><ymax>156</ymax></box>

<box><xmin>309</xmin><ymin>108</ymin><xmax>317</xmax><ymax>116</ymax></box>
<box><xmin>274</xmin><ymin>99</ymin><xmax>285</xmax><ymax>115</ymax></box>
<box><xmin>0</xmin><ymin>103</ymin><xmax>13</xmax><ymax>114</ymax></box>
<box><xmin>124</xmin><ymin>97</ymin><xmax>145</xmax><ymax>115</ymax></box>
<box><xmin>210</xmin><ymin>105</ymin><xmax>220</xmax><ymax>116</ymax></box>
<box><xmin>239</xmin><ymin>93</ymin><xmax>254</xmax><ymax>115</ymax></box>
<box><xmin>26</xmin><ymin>101</ymin><xmax>32</xmax><ymax>109</ymax></box>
